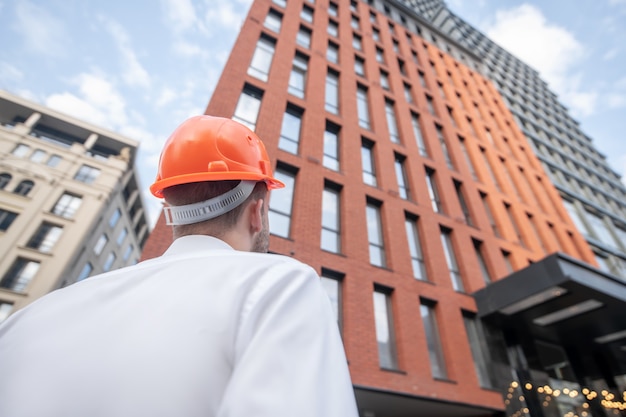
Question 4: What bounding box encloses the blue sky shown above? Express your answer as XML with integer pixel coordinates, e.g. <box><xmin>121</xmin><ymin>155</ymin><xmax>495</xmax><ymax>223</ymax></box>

<box><xmin>1</xmin><ymin>0</ymin><xmax>625</xmax><ymax>227</ymax></box>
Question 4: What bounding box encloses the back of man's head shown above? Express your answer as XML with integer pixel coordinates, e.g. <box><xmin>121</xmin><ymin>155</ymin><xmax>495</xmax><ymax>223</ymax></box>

<box><xmin>150</xmin><ymin>115</ymin><xmax>283</xmax><ymax>241</ymax></box>
<box><xmin>162</xmin><ymin>180</ymin><xmax>267</xmax><ymax>239</ymax></box>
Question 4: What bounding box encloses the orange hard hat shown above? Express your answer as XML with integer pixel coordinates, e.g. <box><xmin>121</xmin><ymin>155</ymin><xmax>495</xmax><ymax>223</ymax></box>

<box><xmin>150</xmin><ymin>115</ymin><xmax>284</xmax><ymax>198</ymax></box>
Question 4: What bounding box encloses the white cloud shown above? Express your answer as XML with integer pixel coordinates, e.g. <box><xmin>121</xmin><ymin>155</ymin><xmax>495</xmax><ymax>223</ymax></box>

<box><xmin>204</xmin><ymin>3</ymin><xmax>244</xmax><ymax>29</ymax></box>
<box><xmin>161</xmin><ymin>0</ymin><xmax>199</xmax><ymax>33</ymax></box>
<box><xmin>12</xmin><ymin>1</ymin><xmax>70</xmax><ymax>56</ymax></box>
<box><xmin>155</xmin><ymin>87</ymin><xmax>178</xmax><ymax>108</ymax></box>
<box><xmin>0</xmin><ymin>62</ymin><xmax>24</xmax><ymax>84</ymax></box>
<box><xmin>485</xmin><ymin>4</ymin><xmax>600</xmax><ymax>118</ymax></box>
<box><xmin>172</xmin><ymin>39</ymin><xmax>208</xmax><ymax>57</ymax></box>
<box><xmin>603</xmin><ymin>48</ymin><xmax>619</xmax><ymax>61</ymax></box>
<box><xmin>45</xmin><ymin>72</ymin><xmax>128</xmax><ymax>129</ymax></box>
<box><xmin>606</xmin><ymin>94</ymin><xmax>626</xmax><ymax>108</ymax></box>
<box><xmin>99</xmin><ymin>17</ymin><xmax>151</xmax><ymax>89</ymax></box>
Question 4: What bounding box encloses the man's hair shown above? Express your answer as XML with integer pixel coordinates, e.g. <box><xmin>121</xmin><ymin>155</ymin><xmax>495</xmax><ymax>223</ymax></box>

<box><xmin>162</xmin><ymin>180</ymin><xmax>268</xmax><ymax>239</ymax></box>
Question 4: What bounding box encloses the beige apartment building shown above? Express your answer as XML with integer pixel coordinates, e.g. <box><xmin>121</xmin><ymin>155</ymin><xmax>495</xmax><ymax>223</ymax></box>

<box><xmin>0</xmin><ymin>90</ymin><xmax>149</xmax><ymax>322</ymax></box>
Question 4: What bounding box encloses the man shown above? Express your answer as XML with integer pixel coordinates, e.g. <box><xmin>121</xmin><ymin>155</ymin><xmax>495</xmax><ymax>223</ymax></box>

<box><xmin>0</xmin><ymin>116</ymin><xmax>359</xmax><ymax>417</ymax></box>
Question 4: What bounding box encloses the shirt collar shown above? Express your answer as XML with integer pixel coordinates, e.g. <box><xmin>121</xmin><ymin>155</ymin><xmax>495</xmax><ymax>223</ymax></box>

<box><xmin>163</xmin><ymin>235</ymin><xmax>234</xmax><ymax>257</ymax></box>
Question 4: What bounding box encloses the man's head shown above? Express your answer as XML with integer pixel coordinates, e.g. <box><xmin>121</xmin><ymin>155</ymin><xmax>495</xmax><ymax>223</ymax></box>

<box><xmin>150</xmin><ymin>116</ymin><xmax>284</xmax><ymax>252</ymax></box>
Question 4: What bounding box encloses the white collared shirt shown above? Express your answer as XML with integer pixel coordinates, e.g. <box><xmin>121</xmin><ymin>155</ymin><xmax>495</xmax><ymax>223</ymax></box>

<box><xmin>0</xmin><ymin>236</ymin><xmax>358</xmax><ymax>417</ymax></box>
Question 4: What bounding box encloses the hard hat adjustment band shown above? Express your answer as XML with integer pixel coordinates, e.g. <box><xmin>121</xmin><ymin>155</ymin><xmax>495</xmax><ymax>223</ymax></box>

<box><xmin>163</xmin><ymin>180</ymin><xmax>257</xmax><ymax>226</ymax></box>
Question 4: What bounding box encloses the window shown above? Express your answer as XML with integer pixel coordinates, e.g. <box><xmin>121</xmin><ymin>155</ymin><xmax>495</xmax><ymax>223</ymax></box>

<box><xmin>463</xmin><ymin>312</ymin><xmax>493</xmax><ymax>388</ymax></box>
<box><xmin>74</xmin><ymin>164</ymin><xmax>100</xmax><ymax>184</ymax></box>
<box><xmin>296</xmin><ymin>26</ymin><xmax>312</xmax><ymax>49</ymax></box>
<box><xmin>248</xmin><ymin>35</ymin><xmax>276</xmax><ymax>81</ymax></box>
<box><xmin>109</xmin><ymin>208</ymin><xmax>122</xmax><ymax>228</ymax></box>
<box><xmin>480</xmin><ymin>148</ymin><xmax>501</xmax><ymax>191</ymax></box>
<box><xmin>375</xmin><ymin>47</ymin><xmax>385</xmax><ymax>64</ymax></box>
<box><xmin>411</xmin><ymin>113</ymin><xmax>428</xmax><ymax>157</ymax></box>
<box><xmin>372</xmin><ymin>27</ymin><xmax>380</xmax><ymax>42</ymax></box>
<box><xmin>584</xmin><ymin>210</ymin><xmax>619</xmax><ymax>247</ymax></box>
<box><xmin>454</xmin><ymin>180</ymin><xmax>473</xmax><ymax>226</ymax></box>
<box><xmin>380</xmin><ymin>70</ymin><xmax>389</xmax><ymax>90</ymax></box>
<box><xmin>269</xmin><ymin>165</ymin><xmax>296</xmax><ymax>238</ymax></box>
<box><xmin>350</xmin><ymin>14</ymin><xmax>360</xmax><ymax>30</ymax></box>
<box><xmin>328</xmin><ymin>19</ymin><xmax>339</xmax><ymax>37</ymax></box>
<box><xmin>123</xmin><ymin>245</ymin><xmax>134</xmax><ymax>261</ymax></box>
<box><xmin>272</xmin><ymin>0</ymin><xmax>286</xmax><ymax>7</ymax></box>
<box><xmin>301</xmin><ymin>4</ymin><xmax>314</xmax><ymax>23</ymax></box>
<box><xmin>352</xmin><ymin>33</ymin><xmax>362</xmax><ymax>51</ymax></box>
<box><xmin>425</xmin><ymin>169</ymin><xmax>442</xmax><ymax>213</ymax></box>
<box><xmin>328</xmin><ymin>2</ymin><xmax>338</xmax><ymax>17</ymax></box>
<box><xmin>26</xmin><ymin>222</ymin><xmax>63</xmax><ymax>253</ymax></box>
<box><xmin>52</xmin><ymin>192</ymin><xmax>82</xmax><ymax>219</ymax></box>
<box><xmin>325</xmin><ymin>69</ymin><xmax>339</xmax><ymax>114</ymax></box>
<box><xmin>385</xmin><ymin>100</ymin><xmax>400</xmax><ymax>143</ymax></box>
<box><xmin>366</xmin><ymin>201</ymin><xmax>386</xmax><ymax>267</ymax></box>
<box><xmin>12</xmin><ymin>144</ymin><xmax>30</xmax><ymax>157</ymax></box>
<box><xmin>327</xmin><ymin>41</ymin><xmax>339</xmax><ymax>64</ymax></box>
<box><xmin>459</xmin><ymin>136</ymin><xmax>477</xmax><ymax>180</ymax></box>
<box><xmin>117</xmin><ymin>227</ymin><xmax>128</xmax><ymax>245</ymax></box>
<box><xmin>0</xmin><ymin>301</ymin><xmax>13</xmax><ymax>323</ymax></box>
<box><xmin>1</xmin><ymin>258</ymin><xmax>40</xmax><ymax>292</ymax></box>
<box><xmin>397</xmin><ymin>59</ymin><xmax>406</xmax><ymax>76</ymax></box>
<box><xmin>435</xmin><ymin>125</ymin><xmax>453</xmax><ymax>169</ymax></box>
<box><xmin>425</xmin><ymin>94</ymin><xmax>436</xmax><ymax>115</ymax></box>
<box><xmin>77</xmin><ymin>263</ymin><xmax>93</xmax><ymax>281</ymax></box>
<box><xmin>420</xmin><ymin>299</ymin><xmax>447</xmax><ymax>379</ymax></box>
<box><xmin>264</xmin><ymin>9</ymin><xmax>282</xmax><ymax>33</ymax></box>
<box><xmin>354</xmin><ymin>56</ymin><xmax>365</xmax><ymax>76</ymax></box>
<box><xmin>323</xmin><ymin>122</ymin><xmax>340</xmax><ymax>171</ymax></box>
<box><xmin>394</xmin><ymin>154</ymin><xmax>410</xmax><ymax>200</ymax></box>
<box><xmin>473</xmin><ymin>239</ymin><xmax>491</xmax><ymax>284</ymax></box>
<box><xmin>502</xmin><ymin>250</ymin><xmax>514</xmax><ymax>273</ymax></box>
<box><xmin>524</xmin><ymin>214</ymin><xmax>545</xmax><ymax>251</ymax></box>
<box><xmin>440</xmin><ymin>228</ymin><xmax>464</xmax><ymax>291</ymax></box>
<box><xmin>418</xmin><ymin>70</ymin><xmax>427</xmax><ymax>88</ymax></box>
<box><xmin>278</xmin><ymin>105</ymin><xmax>303</xmax><ymax>154</ymax></box>
<box><xmin>94</xmin><ymin>234</ymin><xmax>108</xmax><ymax>255</ymax></box>
<box><xmin>562</xmin><ymin>199</ymin><xmax>587</xmax><ymax>233</ymax></box>
<box><xmin>320</xmin><ymin>269</ymin><xmax>343</xmax><ymax>326</ymax></box>
<box><xmin>13</xmin><ymin>180</ymin><xmax>34</xmax><ymax>196</ymax></box>
<box><xmin>30</xmin><ymin>149</ymin><xmax>46</xmax><ymax>163</ymax></box>
<box><xmin>480</xmin><ymin>192</ymin><xmax>500</xmax><ymax>237</ymax></box>
<box><xmin>0</xmin><ymin>172</ymin><xmax>11</xmax><ymax>189</ymax></box>
<box><xmin>373</xmin><ymin>288</ymin><xmax>398</xmax><ymax>369</ymax></box>
<box><xmin>404</xmin><ymin>83</ymin><xmax>413</xmax><ymax>103</ymax></box>
<box><xmin>321</xmin><ymin>184</ymin><xmax>341</xmax><ymax>253</ymax></box>
<box><xmin>361</xmin><ymin>140</ymin><xmax>377</xmax><ymax>187</ymax></box>
<box><xmin>103</xmin><ymin>252</ymin><xmax>116</xmax><ymax>272</ymax></box>
<box><xmin>505</xmin><ymin>203</ymin><xmax>525</xmax><ymax>247</ymax></box>
<box><xmin>405</xmin><ymin>216</ymin><xmax>427</xmax><ymax>280</ymax></box>
<box><xmin>46</xmin><ymin>154</ymin><xmax>61</xmax><ymax>167</ymax></box>
<box><xmin>0</xmin><ymin>209</ymin><xmax>18</xmax><ymax>231</ymax></box>
<box><xmin>288</xmin><ymin>53</ymin><xmax>308</xmax><ymax>98</ymax></box>
<box><xmin>233</xmin><ymin>84</ymin><xmax>263</xmax><ymax>131</ymax></box>
<box><xmin>356</xmin><ymin>85</ymin><xmax>370</xmax><ymax>129</ymax></box>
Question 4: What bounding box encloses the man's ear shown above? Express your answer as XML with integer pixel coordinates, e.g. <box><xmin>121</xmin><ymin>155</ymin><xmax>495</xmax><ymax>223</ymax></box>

<box><xmin>249</xmin><ymin>198</ymin><xmax>265</xmax><ymax>234</ymax></box>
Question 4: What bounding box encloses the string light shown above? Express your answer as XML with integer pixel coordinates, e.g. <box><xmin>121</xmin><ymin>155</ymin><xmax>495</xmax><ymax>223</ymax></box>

<box><xmin>504</xmin><ymin>380</ymin><xmax>626</xmax><ymax>416</ymax></box>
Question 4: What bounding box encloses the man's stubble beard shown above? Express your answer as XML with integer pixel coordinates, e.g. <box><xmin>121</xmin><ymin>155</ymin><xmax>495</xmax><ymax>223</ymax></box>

<box><xmin>251</xmin><ymin>213</ymin><xmax>270</xmax><ymax>253</ymax></box>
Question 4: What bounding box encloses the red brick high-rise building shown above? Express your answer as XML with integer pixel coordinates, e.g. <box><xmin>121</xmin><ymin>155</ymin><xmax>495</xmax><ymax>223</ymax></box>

<box><xmin>141</xmin><ymin>1</ymin><xmax>626</xmax><ymax>416</ymax></box>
